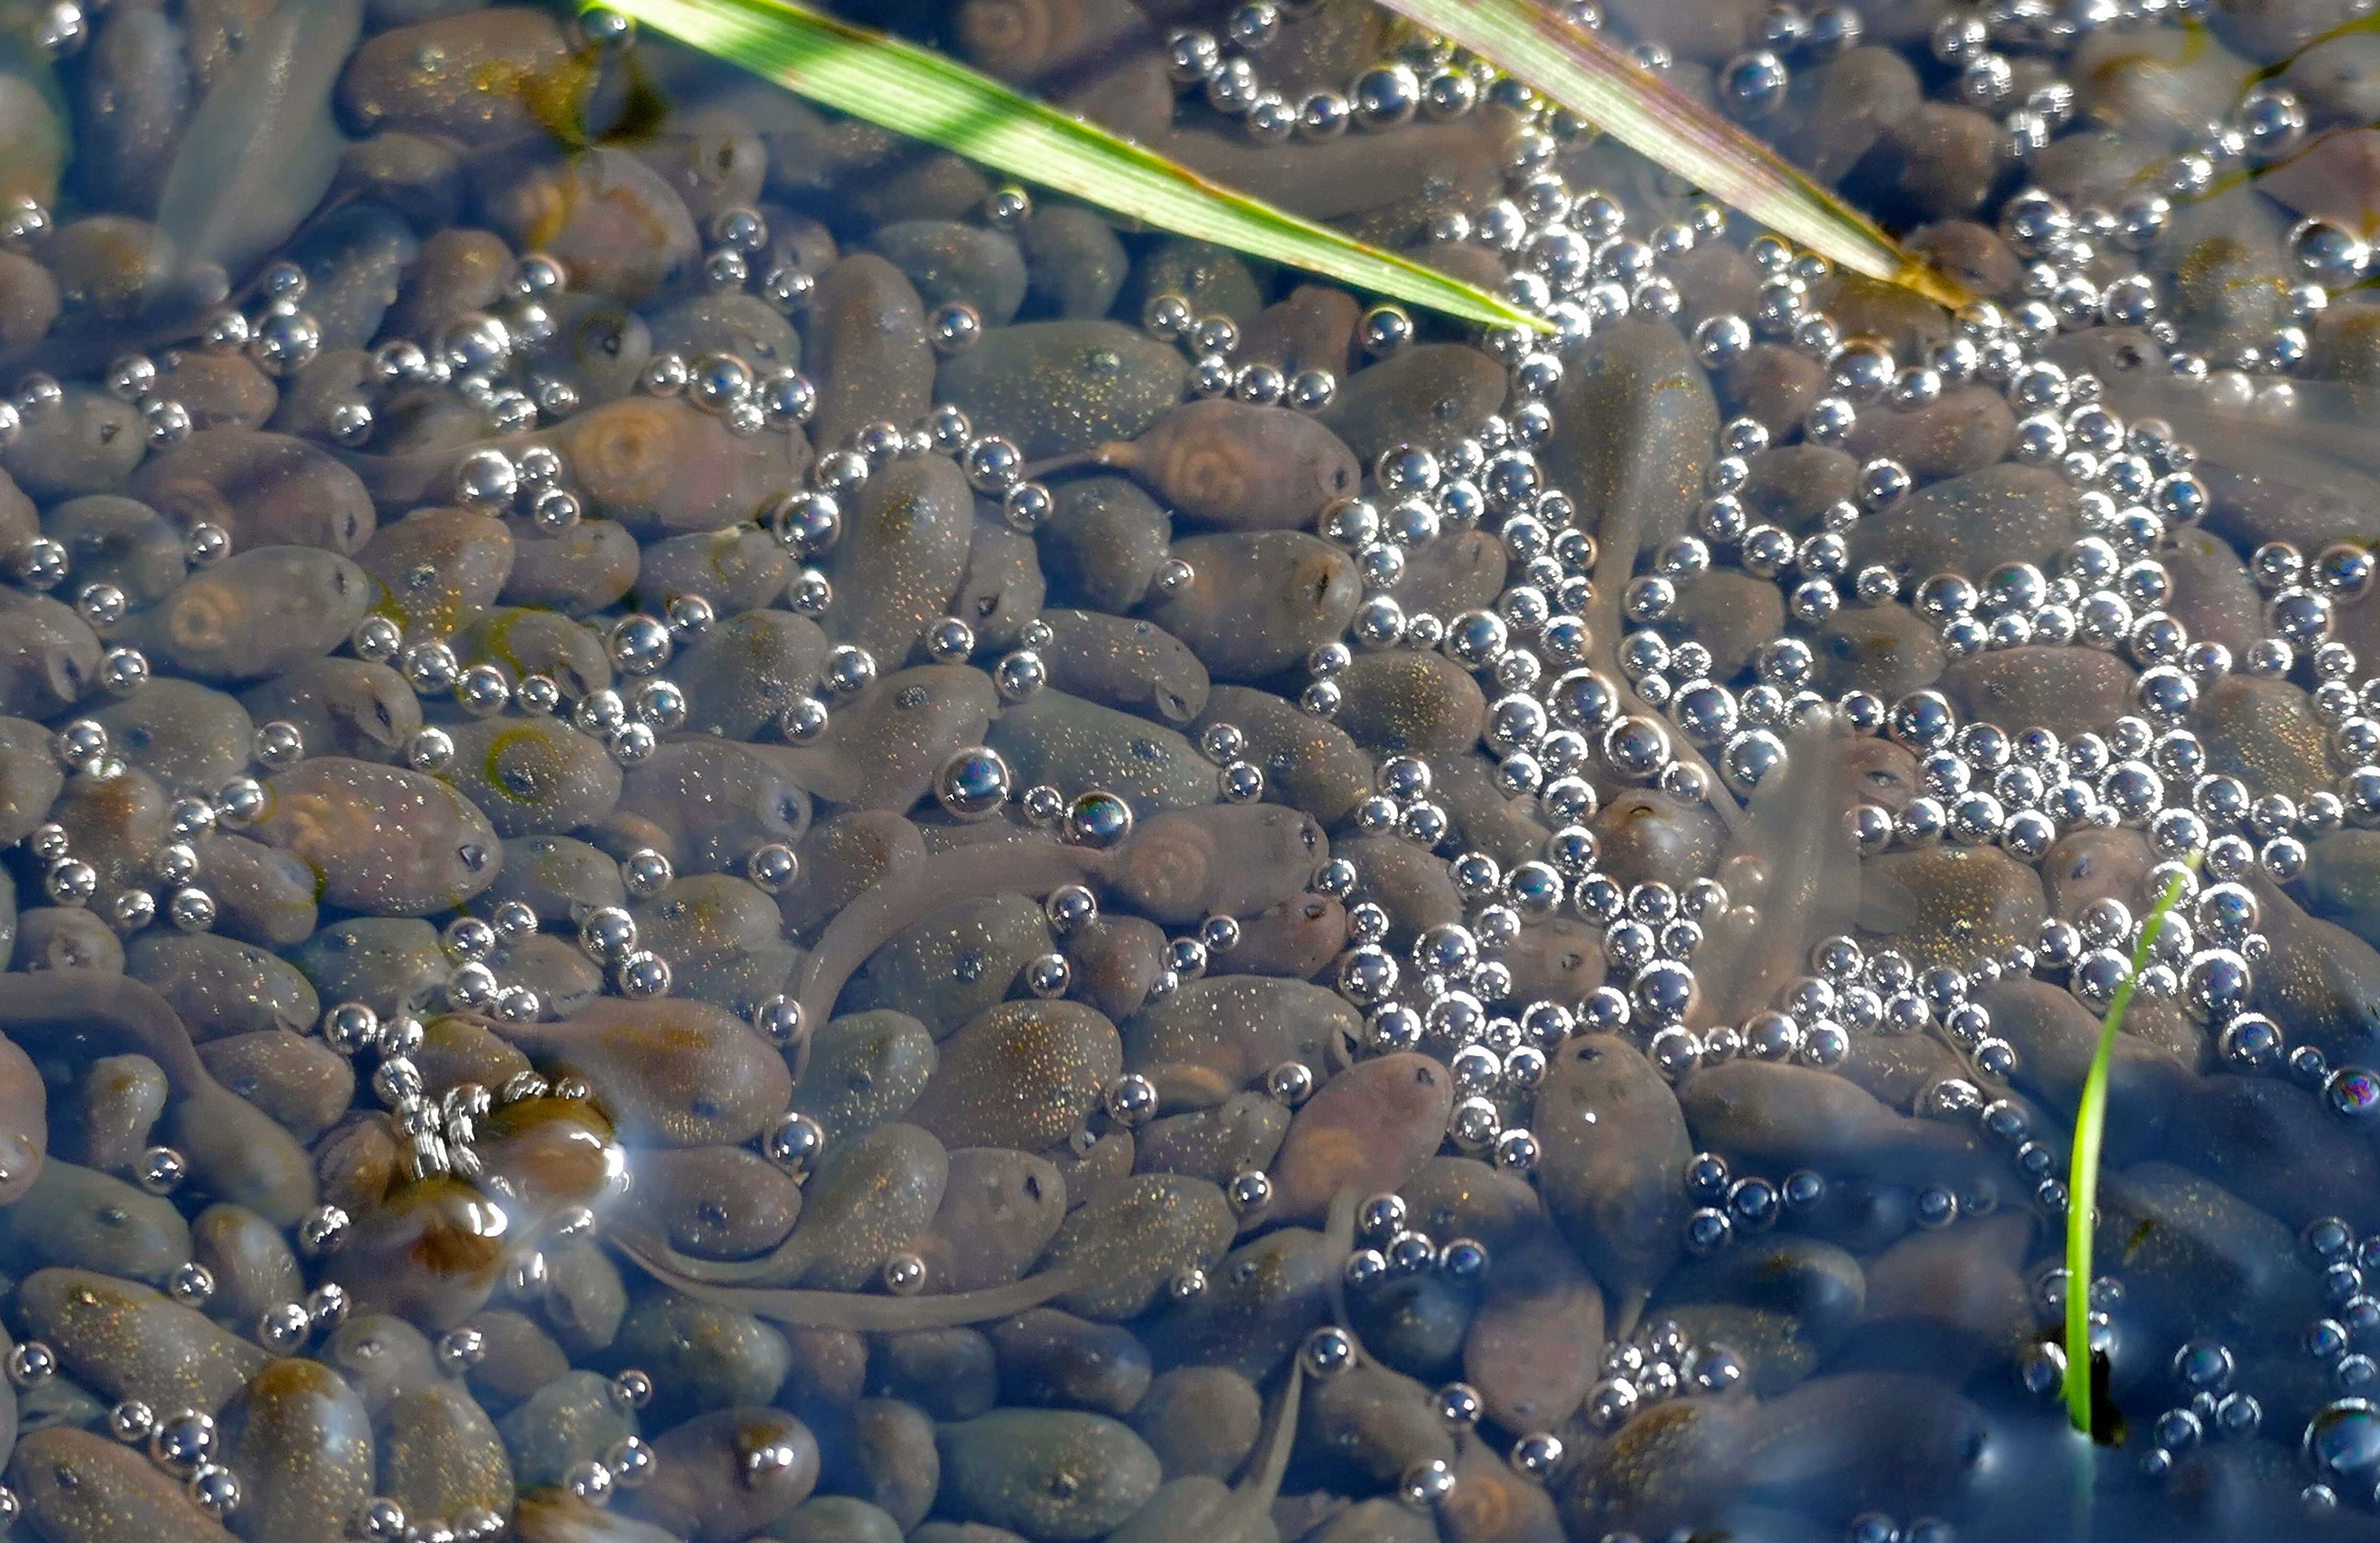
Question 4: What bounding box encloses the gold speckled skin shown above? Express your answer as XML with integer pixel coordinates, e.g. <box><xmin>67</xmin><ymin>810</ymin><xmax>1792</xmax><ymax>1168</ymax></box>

<box><xmin>812</xmin><ymin>665</ymin><xmax>997</xmax><ymax>814</ymax></box>
<box><xmin>445</xmin><ymin>717</ymin><xmax>622</xmax><ymax>841</ymax></box>
<box><xmin>337</xmin><ymin>10</ymin><xmax>571</xmax><ymax>146</ymax></box>
<box><xmin>358</xmin><ymin>507</ymin><xmax>515</xmax><ymax>638</ymax></box>
<box><xmin>1194</xmin><ymin>686</ymin><xmax>1373</xmax><ymax>827</ymax></box>
<box><xmin>1545</xmin><ymin>317</ymin><xmax>1718</xmax><ymax>572</ymax></box>
<box><xmin>628</xmin><ymin>1406</ymin><xmax>818</xmax><ymax>1543</ymax></box>
<box><xmin>934</xmin><ymin>1408</ymin><xmax>1161</xmax><ymax>1543</ymax></box>
<box><xmin>1317</xmin><ymin>344</ymin><xmax>1508</xmax><ymax>465</ymax></box>
<box><xmin>1269</xmin><ymin>1052</ymin><xmax>1454</xmax><ymax>1226</ymax></box>
<box><xmin>505</xmin><ymin>998</ymin><xmax>792</xmax><ymax>1149</ymax></box>
<box><xmin>1844</xmin><ymin>383</ymin><xmax>2013</xmax><ymax>480</ymax></box>
<box><xmin>621</xmin><ymin>1145</ymin><xmax>804</xmax><ymax>1261</ymax></box>
<box><xmin>1147</xmin><ymin>1228</ymin><xmax>1338</xmax><ymax>1381</ymax></box>
<box><xmin>1331</xmin><ymin>651</ymin><xmax>1488</xmax><ymax>757</ymax></box>
<box><xmin>135</xmin><ymin>548</ymin><xmax>375</xmax><ymax>683</ymax></box>
<box><xmin>1533</xmin><ymin>1035</ymin><xmax>1691</xmax><ymax>1317</ymax></box>
<box><xmin>1302</xmin><ymin>1361</ymin><xmax>1455</xmax><ymax>1485</ymax></box>
<box><xmin>377</xmin><ymin>1381</ymin><xmax>514</xmax><ymax>1525</ymax></box>
<box><xmin>2199</xmin><ymin>672</ymin><xmax>2338</xmax><ymax>802</ymax></box>
<box><xmin>1559</xmin><ymin>1397</ymin><xmax>1754</xmax><ymax>1541</ymax></box>
<box><xmin>778</xmin><ymin>1121</ymin><xmax>948</xmax><ymax>1291</ymax></box>
<box><xmin>1850</xmin><ymin>463</ymin><xmax>2083</xmax><ymax>587</ymax></box>
<box><xmin>2307</xmin><ymin>829</ymin><xmax>2380</xmax><ymax>946</ymax></box>
<box><xmin>906</xmin><ymin>999</ymin><xmax>1119</xmax><ymax>1152</ymax></box>
<box><xmin>786</xmin><ymin>1008</ymin><xmax>937</xmax><ymax>1145</ymax></box>
<box><xmin>16</xmin><ymin>1267</ymin><xmax>266</xmax><ymax>1413</ymax></box>
<box><xmin>254</xmin><ymin>757</ymin><xmax>501</xmax><ymax>915</ymax></box>
<box><xmin>1135</xmin><ymin>1093</ymin><xmax>1289</xmax><ymax>1189</ymax></box>
<box><xmin>1121</xmin><ymin>976</ymin><xmax>1358</xmax><ymax>1113</ymax></box>
<box><xmin>987</xmin><ymin>691</ymin><xmax>1217</xmax><ymax>817</ymax></box>
<box><xmin>2094</xmin><ymin>1163</ymin><xmax>2323</xmax><ymax>1345</ymax></box>
<box><xmin>805</xmin><ymin>255</ymin><xmax>936</xmax><ymax>455</ymax></box>
<box><xmin>935</xmin><ymin>319</ymin><xmax>1186</xmax><ymax>461</ymax></box>
<box><xmin>1942</xmin><ymin>644</ymin><xmax>2141</xmax><ymax>740</ymax></box>
<box><xmin>8</xmin><ymin>1426</ymin><xmax>237</xmax><ymax>1543</ymax></box>
<box><xmin>1144</xmin><ymin>531</ymin><xmax>1361</xmax><ymax>683</ymax></box>
<box><xmin>1857</xmin><ymin>844</ymin><xmax>2048</xmax><ymax>964</ymax></box>
<box><xmin>222</xmin><ymin>1357</ymin><xmax>376</xmax><ymax>1543</ymax></box>
<box><xmin>633</xmin><ymin>872</ymin><xmax>783</xmax><ymax>959</ymax></box>
<box><xmin>819</xmin><ymin>456</ymin><xmax>974</xmax><ymax>666</ymax></box>
<box><xmin>190</xmin><ymin>1204</ymin><xmax>304</xmax><ymax>1329</ymax></box>
<box><xmin>1043</xmin><ymin>1173</ymin><xmax>1235</xmax><ymax>1321</ymax></box>
<box><xmin>851</xmin><ymin>891</ymin><xmax>1052</xmax><ymax>1040</ymax></box>
<box><xmin>2245</xmin><ymin>875</ymin><xmax>2380</xmax><ymax>1061</ymax></box>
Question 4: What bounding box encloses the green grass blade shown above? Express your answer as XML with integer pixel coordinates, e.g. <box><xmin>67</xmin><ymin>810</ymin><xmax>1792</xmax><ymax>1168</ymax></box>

<box><xmin>589</xmin><ymin>0</ymin><xmax>1543</xmax><ymax>330</ymax></box>
<box><xmin>2064</xmin><ymin>865</ymin><xmax>2193</xmax><ymax>1435</ymax></box>
<box><xmin>1376</xmin><ymin>0</ymin><xmax>1968</xmax><ymax>307</ymax></box>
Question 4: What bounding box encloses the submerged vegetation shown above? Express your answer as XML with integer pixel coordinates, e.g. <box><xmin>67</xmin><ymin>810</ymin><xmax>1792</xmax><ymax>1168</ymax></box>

<box><xmin>4</xmin><ymin>0</ymin><xmax>2380</xmax><ymax>1537</ymax></box>
<box><xmin>1378</xmin><ymin>0</ymin><xmax>1970</xmax><ymax>303</ymax></box>
<box><xmin>2064</xmin><ymin>864</ymin><xmax>2190</xmax><ymax>1440</ymax></box>
<box><xmin>594</xmin><ymin>0</ymin><xmax>1545</xmax><ymax>325</ymax></box>
<box><xmin>597</xmin><ymin>0</ymin><xmax>1957</xmax><ymax>317</ymax></box>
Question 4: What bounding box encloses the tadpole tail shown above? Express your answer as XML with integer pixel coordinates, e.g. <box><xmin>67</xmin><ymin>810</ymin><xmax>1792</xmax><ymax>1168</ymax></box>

<box><xmin>1315</xmin><ymin>1184</ymin><xmax>1384</xmax><ymax>1367</ymax></box>
<box><xmin>1612</xmin><ymin>1286</ymin><xmax>1648</xmax><ymax>1342</ymax></box>
<box><xmin>1020</xmin><ymin>445</ymin><xmax>1114</xmax><ymax>482</ymax></box>
<box><xmin>1322</xmin><ymin>1183</ymin><xmax>1359</xmax><ymax>1333</ymax></box>
<box><xmin>1245</xmin><ymin>1358</ymin><xmax>1305</xmax><ymax>1508</ymax></box>
<box><xmin>1583</xmin><ymin>512</ymin><xmax>1744</xmax><ymax>838</ymax></box>
<box><xmin>617</xmin><ymin>1240</ymin><xmax>1090</xmax><ymax>1330</ymax></box>
<box><xmin>1694</xmin><ymin>713</ymin><xmax>1860</xmax><ymax>1029</ymax></box>
<box><xmin>609</xmin><ymin>1217</ymin><xmax>815</xmax><ymax>1287</ymax></box>
<box><xmin>0</xmin><ymin>969</ymin><xmax>210</xmax><ymax>1091</ymax></box>
<box><xmin>794</xmin><ymin>839</ymin><xmax>1108</xmax><ymax>1078</ymax></box>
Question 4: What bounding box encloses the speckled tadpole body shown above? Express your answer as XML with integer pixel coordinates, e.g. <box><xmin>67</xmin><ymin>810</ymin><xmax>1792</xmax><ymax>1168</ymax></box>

<box><xmin>1533</xmin><ymin>1034</ymin><xmax>1691</xmax><ymax>1335</ymax></box>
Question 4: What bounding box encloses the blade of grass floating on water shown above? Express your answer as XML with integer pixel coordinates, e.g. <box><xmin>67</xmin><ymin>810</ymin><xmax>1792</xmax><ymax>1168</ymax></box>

<box><xmin>588</xmin><ymin>0</ymin><xmax>1544</xmax><ymax>330</ymax></box>
<box><xmin>2063</xmin><ymin>863</ymin><xmax>2192</xmax><ymax>1436</ymax></box>
<box><xmin>1375</xmin><ymin>0</ymin><xmax>1968</xmax><ymax>308</ymax></box>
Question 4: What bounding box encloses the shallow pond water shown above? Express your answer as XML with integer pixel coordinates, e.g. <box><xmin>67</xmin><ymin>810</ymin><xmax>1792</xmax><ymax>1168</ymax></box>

<box><xmin>0</xmin><ymin>0</ymin><xmax>2378</xmax><ymax>1539</ymax></box>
